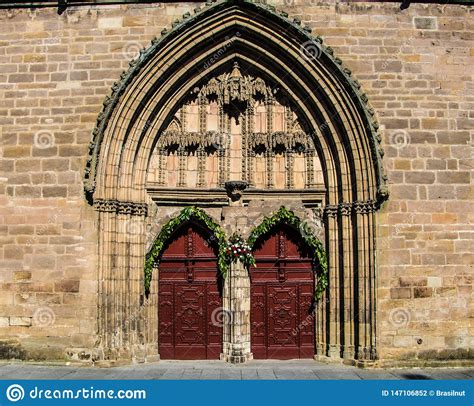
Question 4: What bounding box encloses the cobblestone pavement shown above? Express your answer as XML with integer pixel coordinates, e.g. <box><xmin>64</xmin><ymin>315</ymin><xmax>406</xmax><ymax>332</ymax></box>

<box><xmin>0</xmin><ymin>360</ymin><xmax>472</xmax><ymax>380</ymax></box>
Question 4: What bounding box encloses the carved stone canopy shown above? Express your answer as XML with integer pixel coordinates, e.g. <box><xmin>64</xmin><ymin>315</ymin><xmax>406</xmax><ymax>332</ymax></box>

<box><xmin>148</xmin><ymin>63</ymin><xmax>323</xmax><ymax>191</ymax></box>
<box><xmin>248</xmin><ymin>131</ymin><xmax>309</xmax><ymax>152</ymax></box>
<box><xmin>193</xmin><ymin>62</ymin><xmax>275</xmax><ymax>105</ymax></box>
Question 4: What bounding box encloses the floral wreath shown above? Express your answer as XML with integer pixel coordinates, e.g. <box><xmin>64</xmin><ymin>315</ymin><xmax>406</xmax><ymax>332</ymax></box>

<box><xmin>225</xmin><ymin>233</ymin><xmax>256</xmax><ymax>269</ymax></box>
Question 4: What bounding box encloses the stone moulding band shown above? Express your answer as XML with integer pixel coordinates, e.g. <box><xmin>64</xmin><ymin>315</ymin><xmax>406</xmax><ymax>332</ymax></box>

<box><xmin>324</xmin><ymin>200</ymin><xmax>378</xmax><ymax>217</ymax></box>
<box><xmin>93</xmin><ymin>199</ymin><xmax>148</xmax><ymax>216</ymax></box>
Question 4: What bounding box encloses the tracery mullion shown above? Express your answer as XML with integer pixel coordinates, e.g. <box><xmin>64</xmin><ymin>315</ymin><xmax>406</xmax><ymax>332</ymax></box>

<box><xmin>217</xmin><ymin>102</ymin><xmax>226</xmax><ymax>187</ymax></box>
<box><xmin>224</xmin><ymin>107</ymin><xmax>231</xmax><ymax>185</ymax></box>
<box><xmin>248</xmin><ymin>149</ymin><xmax>255</xmax><ymax>187</ymax></box>
<box><xmin>265</xmin><ymin>149</ymin><xmax>274</xmax><ymax>189</ymax></box>
<box><xmin>247</xmin><ymin>101</ymin><xmax>255</xmax><ymax>186</ymax></box>
<box><xmin>180</xmin><ymin>104</ymin><xmax>187</xmax><ymax>132</ymax></box>
<box><xmin>266</xmin><ymin>98</ymin><xmax>273</xmax><ymax>133</ymax></box>
<box><xmin>285</xmin><ymin>105</ymin><xmax>292</xmax><ymax>133</ymax></box>
<box><xmin>265</xmin><ymin>97</ymin><xmax>274</xmax><ymax>188</ymax></box>
<box><xmin>305</xmin><ymin>148</ymin><xmax>316</xmax><ymax>188</ymax></box>
<box><xmin>199</xmin><ymin>95</ymin><xmax>207</xmax><ymax>133</ymax></box>
<box><xmin>285</xmin><ymin>148</ymin><xmax>294</xmax><ymax>189</ymax></box>
<box><xmin>241</xmin><ymin>106</ymin><xmax>248</xmax><ymax>183</ymax></box>
<box><xmin>157</xmin><ymin>146</ymin><xmax>166</xmax><ymax>186</ymax></box>
<box><xmin>177</xmin><ymin>146</ymin><xmax>186</xmax><ymax>187</ymax></box>
<box><xmin>197</xmin><ymin>145</ymin><xmax>206</xmax><ymax>188</ymax></box>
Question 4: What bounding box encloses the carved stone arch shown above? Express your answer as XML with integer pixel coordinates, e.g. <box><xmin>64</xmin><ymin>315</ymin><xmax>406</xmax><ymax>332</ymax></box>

<box><xmin>247</xmin><ymin>206</ymin><xmax>328</xmax><ymax>298</ymax></box>
<box><xmin>145</xmin><ymin>206</ymin><xmax>228</xmax><ymax>294</ymax></box>
<box><xmin>87</xmin><ymin>0</ymin><xmax>387</xmax><ymax>362</ymax></box>
<box><xmin>167</xmin><ymin>117</ymin><xmax>182</xmax><ymax>133</ymax></box>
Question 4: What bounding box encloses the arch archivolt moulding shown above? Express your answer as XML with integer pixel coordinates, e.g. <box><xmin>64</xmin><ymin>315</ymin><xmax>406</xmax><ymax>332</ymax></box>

<box><xmin>85</xmin><ymin>0</ymin><xmax>387</xmax><ymax>204</ymax></box>
<box><xmin>87</xmin><ymin>0</ymin><xmax>387</xmax><ymax>363</ymax></box>
<box><xmin>144</xmin><ymin>206</ymin><xmax>228</xmax><ymax>292</ymax></box>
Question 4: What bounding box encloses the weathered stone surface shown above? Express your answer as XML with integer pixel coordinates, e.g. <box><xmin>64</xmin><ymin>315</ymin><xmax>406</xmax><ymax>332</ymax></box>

<box><xmin>414</xmin><ymin>17</ymin><xmax>437</xmax><ymax>30</ymax></box>
<box><xmin>54</xmin><ymin>280</ymin><xmax>80</xmax><ymax>293</ymax></box>
<box><xmin>9</xmin><ymin>317</ymin><xmax>32</xmax><ymax>327</ymax></box>
<box><xmin>13</xmin><ymin>271</ymin><xmax>32</xmax><ymax>281</ymax></box>
<box><xmin>0</xmin><ymin>1</ymin><xmax>471</xmax><ymax>366</ymax></box>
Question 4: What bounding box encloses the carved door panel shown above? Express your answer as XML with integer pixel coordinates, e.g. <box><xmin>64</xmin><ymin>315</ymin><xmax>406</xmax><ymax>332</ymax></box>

<box><xmin>158</xmin><ymin>223</ymin><xmax>222</xmax><ymax>359</ymax></box>
<box><xmin>173</xmin><ymin>284</ymin><xmax>206</xmax><ymax>359</ymax></box>
<box><xmin>267</xmin><ymin>285</ymin><xmax>298</xmax><ymax>358</ymax></box>
<box><xmin>206</xmin><ymin>284</ymin><xmax>223</xmax><ymax>359</ymax></box>
<box><xmin>251</xmin><ymin>225</ymin><xmax>315</xmax><ymax>359</ymax></box>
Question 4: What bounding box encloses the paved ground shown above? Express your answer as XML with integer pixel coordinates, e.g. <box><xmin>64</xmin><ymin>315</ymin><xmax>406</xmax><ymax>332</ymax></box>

<box><xmin>0</xmin><ymin>360</ymin><xmax>472</xmax><ymax>380</ymax></box>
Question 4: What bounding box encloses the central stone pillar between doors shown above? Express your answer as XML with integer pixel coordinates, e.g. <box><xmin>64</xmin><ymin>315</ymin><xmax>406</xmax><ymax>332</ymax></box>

<box><xmin>221</xmin><ymin>181</ymin><xmax>253</xmax><ymax>363</ymax></box>
<box><xmin>221</xmin><ymin>258</ymin><xmax>253</xmax><ymax>363</ymax></box>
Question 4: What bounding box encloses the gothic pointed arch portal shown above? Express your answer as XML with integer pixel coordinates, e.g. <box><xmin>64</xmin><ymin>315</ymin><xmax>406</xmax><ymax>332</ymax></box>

<box><xmin>86</xmin><ymin>0</ymin><xmax>388</xmax><ymax>363</ymax></box>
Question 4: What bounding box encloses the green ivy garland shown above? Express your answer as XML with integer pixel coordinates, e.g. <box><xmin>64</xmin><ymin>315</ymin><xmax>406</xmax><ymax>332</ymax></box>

<box><xmin>144</xmin><ymin>206</ymin><xmax>228</xmax><ymax>295</ymax></box>
<box><xmin>247</xmin><ymin>206</ymin><xmax>329</xmax><ymax>300</ymax></box>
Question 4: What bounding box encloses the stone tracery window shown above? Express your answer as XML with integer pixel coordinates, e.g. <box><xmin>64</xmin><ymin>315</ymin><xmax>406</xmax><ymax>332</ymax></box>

<box><xmin>147</xmin><ymin>63</ymin><xmax>323</xmax><ymax>190</ymax></box>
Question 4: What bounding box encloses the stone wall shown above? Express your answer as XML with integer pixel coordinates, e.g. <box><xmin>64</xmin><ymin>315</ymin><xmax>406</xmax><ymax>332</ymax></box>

<box><xmin>0</xmin><ymin>1</ymin><xmax>472</xmax><ymax>363</ymax></box>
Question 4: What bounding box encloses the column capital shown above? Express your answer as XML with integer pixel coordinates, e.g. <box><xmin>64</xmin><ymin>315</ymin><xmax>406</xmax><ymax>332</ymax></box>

<box><xmin>93</xmin><ymin>199</ymin><xmax>148</xmax><ymax>216</ymax></box>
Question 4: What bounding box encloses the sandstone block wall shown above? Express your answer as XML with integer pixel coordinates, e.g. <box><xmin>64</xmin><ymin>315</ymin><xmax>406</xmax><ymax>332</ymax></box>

<box><xmin>0</xmin><ymin>1</ymin><xmax>472</xmax><ymax>362</ymax></box>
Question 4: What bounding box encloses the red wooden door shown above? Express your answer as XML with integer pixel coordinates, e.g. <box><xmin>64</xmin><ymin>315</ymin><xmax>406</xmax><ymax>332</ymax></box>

<box><xmin>158</xmin><ymin>223</ymin><xmax>222</xmax><ymax>359</ymax></box>
<box><xmin>251</xmin><ymin>224</ymin><xmax>315</xmax><ymax>359</ymax></box>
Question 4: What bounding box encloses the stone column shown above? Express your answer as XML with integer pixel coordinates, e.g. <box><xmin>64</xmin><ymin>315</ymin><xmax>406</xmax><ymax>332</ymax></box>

<box><xmin>220</xmin><ymin>181</ymin><xmax>253</xmax><ymax>363</ymax></box>
<box><xmin>354</xmin><ymin>200</ymin><xmax>377</xmax><ymax>363</ymax></box>
<box><xmin>339</xmin><ymin>202</ymin><xmax>355</xmax><ymax>360</ymax></box>
<box><xmin>94</xmin><ymin>199</ymin><xmax>148</xmax><ymax>364</ymax></box>
<box><xmin>325</xmin><ymin>204</ymin><xmax>341</xmax><ymax>359</ymax></box>
<box><xmin>221</xmin><ymin>259</ymin><xmax>252</xmax><ymax>363</ymax></box>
